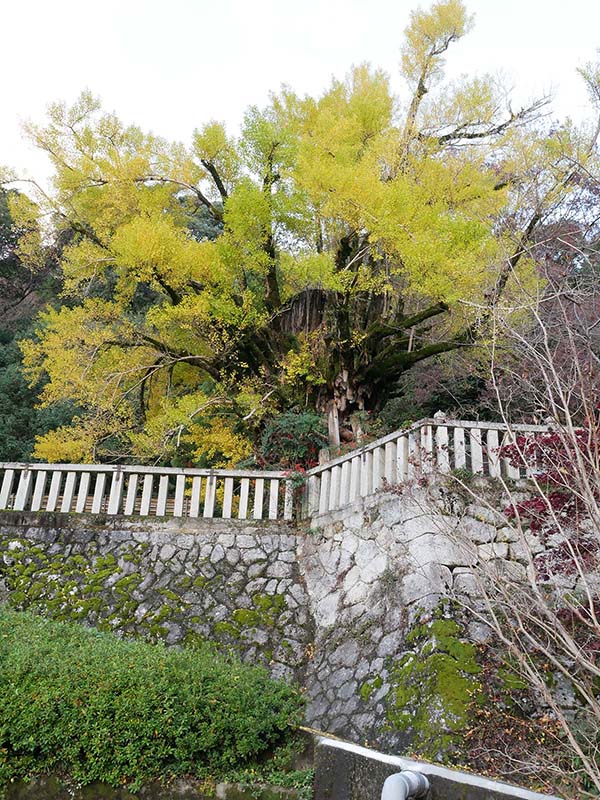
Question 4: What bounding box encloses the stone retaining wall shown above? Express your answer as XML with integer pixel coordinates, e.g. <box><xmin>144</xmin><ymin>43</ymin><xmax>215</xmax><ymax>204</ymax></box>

<box><xmin>296</xmin><ymin>481</ymin><xmax>520</xmax><ymax>746</ymax></box>
<box><xmin>0</xmin><ymin>513</ymin><xmax>311</xmax><ymax>682</ymax></box>
<box><xmin>0</xmin><ymin>481</ymin><xmax>531</xmax><ymax>748</ymax></box>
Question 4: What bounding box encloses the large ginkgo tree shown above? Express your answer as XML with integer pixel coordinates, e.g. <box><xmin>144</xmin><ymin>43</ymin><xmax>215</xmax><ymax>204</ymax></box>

<box><xmin>4</xmin><ymin>0</ymin><xmax>596</xmax><ymax>464</ymax></box>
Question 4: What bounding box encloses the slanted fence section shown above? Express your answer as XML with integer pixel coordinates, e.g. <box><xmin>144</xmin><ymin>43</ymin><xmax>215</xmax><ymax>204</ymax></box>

<box><xmin>302</xmin><ymin>417</ymin><xmax>548</xmax><ymax>517</ymax></box>
<box><xmin>0</xmin><ymin>463</ymin><xmax>294</xmax><ymax>521</ymax></box>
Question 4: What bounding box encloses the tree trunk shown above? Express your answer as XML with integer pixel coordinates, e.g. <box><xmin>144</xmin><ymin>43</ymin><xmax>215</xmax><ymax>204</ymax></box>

<box><xmin>327</xmin><ymin>402</ymin><xmax>341</xmax><ymax>449</ymax></box>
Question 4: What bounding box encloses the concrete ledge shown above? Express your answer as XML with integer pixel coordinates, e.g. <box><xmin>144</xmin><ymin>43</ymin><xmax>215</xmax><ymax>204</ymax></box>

<box><xmin>0</xmin><ymin>509</ymin><xmax>292</xmax><ymax>533</ymax></box>
<box><xmin>5</xmin><ymin>777</ymin><xmax>301</xmax><ymax>799</ymax></box>
<box><xmin>314</xmin><ymin>737</ymin><xmax>562</xmax><ymax>800</ymax></box>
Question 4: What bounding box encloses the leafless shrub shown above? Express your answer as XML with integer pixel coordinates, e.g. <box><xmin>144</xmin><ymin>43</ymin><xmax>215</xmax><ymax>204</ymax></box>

<box><xmin>448</xmin><ymin>266</ymin><xmax>600</xmax><ymax>796</ymax></box>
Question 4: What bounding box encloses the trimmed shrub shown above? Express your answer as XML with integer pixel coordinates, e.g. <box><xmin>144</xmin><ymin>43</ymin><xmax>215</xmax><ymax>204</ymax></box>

<box><xmin>259</xmin><ymin>411</ymin><xmax>327</xmax><ymax>469</ymax></box>
<box><xmin>0</xmin><ymin>607</ymin><xmax>302</xmax><ymax>790</ymax></box>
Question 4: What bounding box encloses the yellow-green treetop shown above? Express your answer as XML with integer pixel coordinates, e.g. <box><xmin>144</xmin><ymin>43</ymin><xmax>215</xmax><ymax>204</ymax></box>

<box><xmin>6</xmin><ymin>0</ymin><xmax>598</xmax><ymax>463</ymax></box>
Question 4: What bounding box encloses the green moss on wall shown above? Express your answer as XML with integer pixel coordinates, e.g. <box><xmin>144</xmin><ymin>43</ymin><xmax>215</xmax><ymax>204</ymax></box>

<box><xmin>0</xmin><ymin>527</ymin><xmax>303</xmax><ymax>676</ymax></box>
<box><xmin>215</xmin><ymin>593</ymin><xmax>288</xmax><ymax>641</ymax></box>
<box><xmin>386</xmin><ymin>606</ymin><xmax>483</xmax><ymax>759</ymax></box>
<box><xmin>232</xmin><ymin>608</ymin><xmax>262</xmax><ymax>627</ymax></box>
<box><xmin>0</xmin><ymin>534</ymin><xmax>185</xmax><ymax>642</ymax></box>
<box><xmin>207</xmin><ymin>593</ymin><xmax>291</xmax><ymax>668</ymax></box>
<box><xmin>359</xmin><ymin>675</ymin><xmax>382</xmax><ymax>702</ymax></box>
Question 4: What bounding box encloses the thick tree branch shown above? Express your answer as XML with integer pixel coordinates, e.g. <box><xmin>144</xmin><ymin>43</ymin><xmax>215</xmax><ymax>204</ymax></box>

<box><xmin>141</xmin><ymin>175</ymin><xmax>223</xmax><ymax>221</ymax></box>
<box><xmin>200</xmin><ymin>159</ymin><xmax>228</xmax><ymax>201</ymax></box>
<box><xmin>364</xmin><ymin>301</ymin><xmax>449</xmax><ymax>344</ymax></box>
<box><xmin>400</xmin><ymin>31</ymin><xmax>463</xmax><ymax>155</ymax></box>
<box><xmin>423</xmin><ymin>97</ymin><xmax>549</xmax><ymax>146</ymax></box>
<box><xmin>395</xmin><ymin>301</ymin><xmax>450</xmax><ymax>331</ymax></box>
<box><xmin>136</xmin><ymin>333</ymin><xmax>221</xmax><ymax>380</ymax></box>
<box><xmin>152</xmin><ymin>270</ymin><xmax>181</xmax><ymax>305</ymax></box>
<box><xmin>361</xmin><ymin>335</ymin><xmax>467</xmax><ymax>384</ymax></box>
<box><xmin>451</xmin><ymin>210</ymin><xmax>544</xmax><ymax>351</ymax></box>
<box><xmin>483</xmin><ymin>211</ymin><xmax>543</xmax><ymax>314</ymax></box>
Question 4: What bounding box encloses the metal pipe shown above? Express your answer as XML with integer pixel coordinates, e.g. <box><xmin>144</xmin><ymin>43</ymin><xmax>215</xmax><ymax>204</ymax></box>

<box><xmin>381</xmin><ymin>770</ymin><xmax>430</xmax><ymax>800</ymax></box>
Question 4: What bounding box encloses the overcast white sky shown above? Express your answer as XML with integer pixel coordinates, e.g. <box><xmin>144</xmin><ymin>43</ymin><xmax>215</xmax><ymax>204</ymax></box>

<box><xmin>2</xmin><ymin>0</ymin><xmax>600</xmax><ymax>182</ymax></box>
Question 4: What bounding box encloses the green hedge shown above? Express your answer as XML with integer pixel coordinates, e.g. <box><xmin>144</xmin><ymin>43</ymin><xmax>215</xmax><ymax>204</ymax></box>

<box><xmin>0</xmin><ymin>607</ymin><xmax>303</xmax><ymax>789</ymax></box>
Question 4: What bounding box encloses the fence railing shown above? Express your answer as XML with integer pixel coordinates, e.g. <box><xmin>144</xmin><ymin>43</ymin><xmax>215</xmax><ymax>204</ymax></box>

<box><xmin>0</xmin><ymin>463</ymin><xmax>294</xmax><ymax>521</ymax></box>
<box><xmin>0</xmin><ymin>417</ymin><xmax>548</xmax><ymax>522</ymax></box>
<box><xmin>300</xmin><ymin>416</ymin><xmax>549</xmax><ymax>517</ymax></box>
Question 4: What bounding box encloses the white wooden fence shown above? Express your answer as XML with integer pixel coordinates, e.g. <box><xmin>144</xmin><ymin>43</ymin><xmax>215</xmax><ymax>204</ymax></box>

<box><xmin>302</xmin><ymin>416</ymin><xmax>548</xmax><ymax>517</ymax></box>
<box><xmin>0</xmin><ymin>463</ymin><xmax>294</xmax><ymax>521</ymax></box>
<box><xmin>0</xmin><ymin>417</ymin><xmax>547</xmax><ymax>521</ymax></box>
